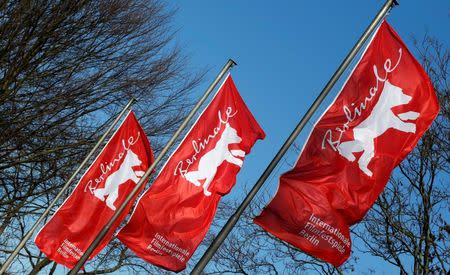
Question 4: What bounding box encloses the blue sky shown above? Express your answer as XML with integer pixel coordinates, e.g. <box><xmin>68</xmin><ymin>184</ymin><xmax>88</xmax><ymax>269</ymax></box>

<box><xmin>164</xmin><ymin>0</ymin><xmax>449</xmax><ymax>274</ymax></box>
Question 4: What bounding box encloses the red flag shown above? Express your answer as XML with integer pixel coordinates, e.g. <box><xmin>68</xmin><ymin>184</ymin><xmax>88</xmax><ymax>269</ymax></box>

<box><xmin>34</xmin><ymin>111</ymin><xmax>154</xmax><ymax>269</ymax></box>
<box><xmin>117</xmin><ymin>75</ymin><xmax>265</xmax><ymax>272</ymax></box>
<box><xmin>254</xmin><ymin>21</ymin><xmax>439</xmax><ymax>266</ymax></box>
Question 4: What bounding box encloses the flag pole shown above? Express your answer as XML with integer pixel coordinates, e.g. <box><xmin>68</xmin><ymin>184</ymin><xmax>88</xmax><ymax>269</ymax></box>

<box><xmin>0</xmin><ymin>98</ymin><xmax>135</xmax><ymax>274</ymax></box>
<box><xmin>68</xmin><ymin>59</ymin><xmax>237</xmax><ymax>274</ymax></box>
<box><xmin>190</xmin><ymin>1</ymin><xmax>399</xmax><ymax>274</ymax></box>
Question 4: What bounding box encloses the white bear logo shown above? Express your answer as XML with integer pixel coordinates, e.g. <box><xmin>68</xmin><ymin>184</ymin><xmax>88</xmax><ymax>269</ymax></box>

<box><xmin>184</xmin><ymin>123</ymin><xmax>245</xmax><ymax>196</ymax></box>
<box><xmin>337</xmin><ymin>81</ymin><xmax>419</xmax><ymax>177</ymax></box>
<box><xmin>94</xmin><ymin>150</ymin><xmax>145</xmax><ymax>210</ymax></box>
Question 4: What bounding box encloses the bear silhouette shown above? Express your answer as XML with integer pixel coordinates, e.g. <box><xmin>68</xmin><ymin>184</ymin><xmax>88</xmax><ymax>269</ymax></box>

<box><xmin>337</xmin><ymin>81</ymin><xmax>419</xmax><ymax>177</ymax></box>
<box><xmin>94</xmin><ymin>149</ymin><xmax>144</xmax><ymax>210</ymax></box>
<box><xmin>185</xmin><ymin>123</ymin><xmax>245</xmax><ymax>196</ymax></box>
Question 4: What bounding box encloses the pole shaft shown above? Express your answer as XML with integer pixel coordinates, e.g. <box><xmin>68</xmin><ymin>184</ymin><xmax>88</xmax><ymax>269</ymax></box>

<box><xmin>191</xmin><ymin>1</ymin><xmax>397</xmax><ymax>274</ymax></box>
<box><xmin>0</xmin><ymin>98</ymin><xmax>135</xmax><ymax>274</ymax></box>
<box><xmin>68</xmin><ymin>59</ymin><xmax>236</xmax><ymax>274</ymax></box>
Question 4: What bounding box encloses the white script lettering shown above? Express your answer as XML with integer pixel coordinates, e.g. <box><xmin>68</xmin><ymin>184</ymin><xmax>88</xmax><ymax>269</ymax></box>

<box><xmin>322</xmin><ymin>48</ymin><xmax>402</xmax><ymax>150</ymax></box>
<box><xmin>84</xmin><ymin>132</ymin><xmax>141</xmax><ymax>193</ymax></box>
<box><xmin>174</xmin><ymin>107</ymin><xmax>238</xmax><ymax>176</ymax></box>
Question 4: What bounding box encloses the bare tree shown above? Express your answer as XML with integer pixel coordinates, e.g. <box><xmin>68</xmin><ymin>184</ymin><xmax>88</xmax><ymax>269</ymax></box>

<box><xmin>354</xmin><ymin>35</ymin><xmax>449</xmax><ymax>275</ymax></box>
<box><xmin>0</xmin><ymin>0</ymin><xmax>201</xmax><ymax>273</ymax></box>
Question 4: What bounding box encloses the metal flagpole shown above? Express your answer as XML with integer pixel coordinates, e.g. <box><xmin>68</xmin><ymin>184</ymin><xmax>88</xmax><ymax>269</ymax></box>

<box><xmin>190</xmin><ymin>1</ymin><xmax>399</xmax><ymax>274</ymax></box>
<box><xmin>68</xmin><ymin>59</ymin><xmax>236</xmax><ymax>274</ymax></box>
<box><xmin>0</xmin><ymin>98</ymin><xmax>136</xmax><ymax>274</ymax></box>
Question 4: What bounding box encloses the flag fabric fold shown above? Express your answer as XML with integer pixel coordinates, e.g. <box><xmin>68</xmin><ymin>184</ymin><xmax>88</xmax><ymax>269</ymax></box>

<box><xmin>117</xmin><ymin>75</ymin><xmax>265</xmax><ymax>272</ymax></box>
<box><xmin>254</xmin><ymin>21</ymin><xmax>439</xmax><ymax>266</ymax></box>
<box><xmin>35</xmin><ymin>111</ymin><xmax>154</xmax><ymax>269</ymax></box>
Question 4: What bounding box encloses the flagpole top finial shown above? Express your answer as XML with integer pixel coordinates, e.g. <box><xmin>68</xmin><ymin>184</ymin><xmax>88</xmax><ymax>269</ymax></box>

<box><xmin>228</xmin><ymin>59</ymin><xmax>237</xmax><ymax>67</ymax></box>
